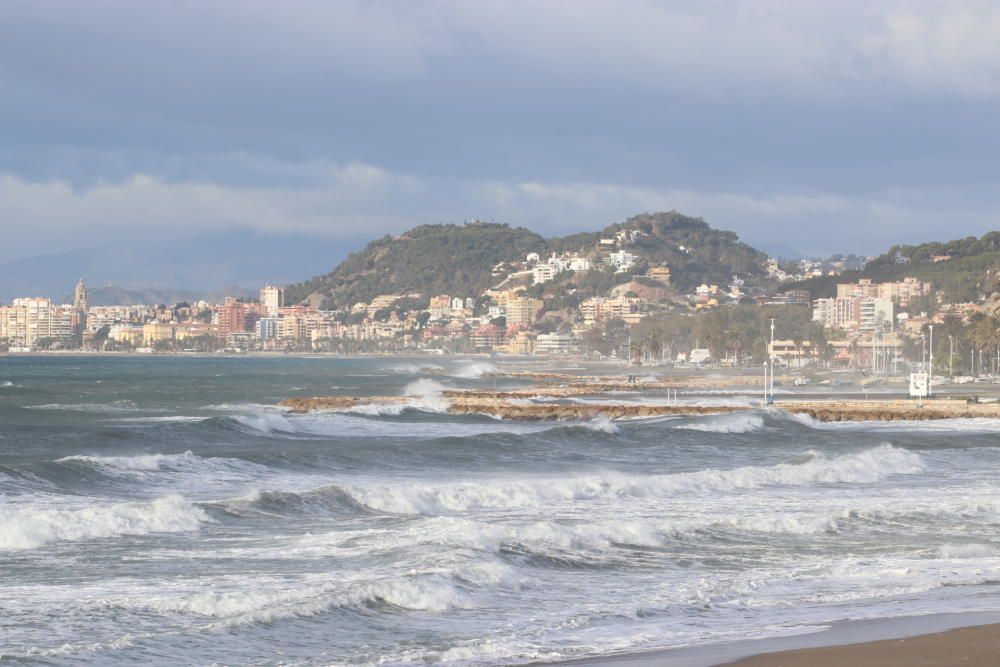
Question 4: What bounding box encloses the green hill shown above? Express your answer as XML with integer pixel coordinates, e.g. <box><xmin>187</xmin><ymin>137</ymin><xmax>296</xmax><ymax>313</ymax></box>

<box><xmin>785</xmin><ymin>232</ymin><xmax>1000</xmax><ymax>303</ymax></box>
<box><xmin>285</xmin><ymin>212</ymin><xmax>768</xmax><ymax>308</ymax></box>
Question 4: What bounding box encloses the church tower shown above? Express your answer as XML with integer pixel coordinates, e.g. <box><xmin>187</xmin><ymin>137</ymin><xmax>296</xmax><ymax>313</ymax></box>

<box><xmin>74</xmin><ymin>278</ymin><xmax>88</xmax><ymax>313</ymax></box>
<box><xmin>72</xmin><ymin>278</ymin><xmax>88</xmax><ymax>339</ymax></box>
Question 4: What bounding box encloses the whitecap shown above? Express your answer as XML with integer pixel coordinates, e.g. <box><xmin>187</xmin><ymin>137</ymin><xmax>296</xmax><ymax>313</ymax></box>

<box><xmin>0</xmin><ymin>495</ymin><xmax>211</xmax><ymax>550</ymax></box>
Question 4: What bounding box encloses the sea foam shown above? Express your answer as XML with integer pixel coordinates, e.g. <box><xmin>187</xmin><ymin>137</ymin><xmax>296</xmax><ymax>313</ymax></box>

<box><xmin>0</xmin><ymin>495</ymin><xmax>210</xmax><ymax>550</ymax></box>
<box><xmin>341</xmin><ymin>444</ymin><xmax>924</xmax><ymax>514</ymax></box>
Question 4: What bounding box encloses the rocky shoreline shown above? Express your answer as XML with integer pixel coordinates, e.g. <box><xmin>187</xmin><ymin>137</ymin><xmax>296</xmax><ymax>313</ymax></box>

<box><xmin>278</xmin><ymin>393</ymin><xmax>1000</xmax><ymax>422</ymax></box>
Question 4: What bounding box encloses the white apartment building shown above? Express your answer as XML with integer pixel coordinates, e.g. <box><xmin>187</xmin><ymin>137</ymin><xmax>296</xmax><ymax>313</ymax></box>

<box><xmin>260</xmin><ymin>285</ymin><xmax>285</xmax><ymax>316</ymax></box>
<box><xmin>534</xmin><ymin>333</ymin><xmax>577</xmax><ymax>355</ymax></box>
<box><xmin>813</xmin><ymin>296</ymin><xmax>893</xmax><ymax>332</ymax></box>
<box><xmin>606</xmin><ymin>251</ymin><xmax>637</xmax><ymax>273</ymax></box>
<box><xmin>0</xmin><ymin>298</ymin><xmax>74</xmax><ymax>349</ymax></box>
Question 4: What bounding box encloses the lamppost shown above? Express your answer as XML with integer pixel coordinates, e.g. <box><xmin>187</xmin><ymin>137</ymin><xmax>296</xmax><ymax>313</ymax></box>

<box><xmin>928</xmin><ymin>324</ymin><xmax>934</xmax><ymax>397</ymax></box>
<box><xmin>763</xmin><ymin>360</ymin><xmax>768</xmax><ymax>406</ymax></box>
<box><xmin>949</xmin><ymin>334</ymin><xmax>954</xmax><ymax>379</ymax></box>
<box><xmin>769</xmin><ymin>318</ymin><xmax>776</xmax><ymax>405</ymax></box>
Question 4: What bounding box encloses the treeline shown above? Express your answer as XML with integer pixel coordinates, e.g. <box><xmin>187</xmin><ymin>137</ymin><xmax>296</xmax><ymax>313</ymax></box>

<box><xmin>581</xmin><ymin>304</ymin><xmax>827</xmax><ymax>362</ymax></box>
<box><xmin>786</xmin><ymin>231</ymin><xmax>1000</xmax><ymax>303</ymax></box>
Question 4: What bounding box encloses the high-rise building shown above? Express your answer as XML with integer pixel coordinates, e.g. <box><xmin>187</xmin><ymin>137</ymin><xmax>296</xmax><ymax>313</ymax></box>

<box><xmin>260</xmin><ymin>285</ymin><xmax>285</xmax><ymax>317</ymax></box>
<box><xmin>1</xmin><ymin>298</ymin><xmax>73</xmax><ymax>349</ymax></box>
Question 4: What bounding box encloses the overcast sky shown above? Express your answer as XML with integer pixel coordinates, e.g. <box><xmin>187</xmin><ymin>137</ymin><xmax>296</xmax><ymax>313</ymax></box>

<box><xmin>1</xmin><ymin>0</ymin><xmax>999</xmax><ymax>263</ymax></box>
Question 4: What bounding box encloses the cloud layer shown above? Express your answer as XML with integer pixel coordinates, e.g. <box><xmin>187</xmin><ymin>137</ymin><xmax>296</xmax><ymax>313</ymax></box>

<box><xmin>0</xmin><ymin>0</ymin><xmax>998</xmax><ymax>263</ymax></box>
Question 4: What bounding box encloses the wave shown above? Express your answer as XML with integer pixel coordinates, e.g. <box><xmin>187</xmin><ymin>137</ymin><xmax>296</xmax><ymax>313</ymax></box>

<box><xmin>209</xmin><ymin>485</ymin><xmax>373</xmax><ymax>518</ymax></box>
<box><xmin>0</xmin><ymin>495</ymin><xmax>210</xmax><ymax>550</ymax></box>
<box><xmin>787</xmin><ymin>412</ymin><xmax>1000</xmax><ymax>433</ymax></box>
<box><xmin>54</xmin><ymin>451</ymin><xmax>266</xmax><ymax>480</ymax></box>
<box><xmin>937</xmin><ymin>543</ymin><xmax>1000</xmax><ymax>559</ymax></box>
<box><xmin>127</xmin><ymin>575</ymin><xmax>471</xmax><ymax>627</ymax></box>
<box><xmin>402</xmin><ymin>378</ymin><xmax>451</xmax><ymax>411</ymax></box>
<box><xmin>559</xmin><ymin>415</ymin><xmax>620</xmax><ymax>435</ymax></box>
<box><xmin>339</xmin><ymin>444</ymin><xmax>924</xmax><ymax>514</ymax></box>
<box><xmin>110</xmin><ymin>415</ymin><xmax>208</xmax><ymax>423</ymax></box>
<box><xmin>450</xmin><ymin>362</ymin><xmax>500</xmax><ymax>379</ymax></box>
<box><xmin>675</xmin><ymin>412</ymin><xmax>765</xmax><ymax>433</ymax></box>
<box><xmin>24</xmin><ymin>400</ymin><xmax>143</xmax><ymax>414</ymax></box>
<box><xmin>342</xmin><ymin>402</ymin><xmax>410</xmax><ymax>416</ymax></box>
<box><xmin>0</xmin><ymin>380</ymin><xmax>14</xmax><ymax>387</ymax></box>
<box><xmin>384</xmin><ymin>362</ymin><xmax>445</xmax><ymax>375</ymax></box>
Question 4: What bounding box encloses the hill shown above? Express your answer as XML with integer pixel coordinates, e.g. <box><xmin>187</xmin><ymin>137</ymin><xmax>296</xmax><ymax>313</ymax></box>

<box><xmin>785</xmin><ymin>232</ymin><xmax>1000</xmax><ymax>303</ymax></box>
<box><xmin>284</xmin><ymin>212</ymin><xmax>768</xmax><ymax>308</ymax></box>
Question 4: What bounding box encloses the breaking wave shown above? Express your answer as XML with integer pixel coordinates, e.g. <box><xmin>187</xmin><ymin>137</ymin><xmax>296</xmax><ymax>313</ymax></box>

<box><xmin>675</xmin><ymin>412</ymin><xmax>765</xmax><ymax>433</ymax></box>
<box><xmin>122</xmin><ymin>575</ymin><xmax>472</xmax><ymax>627</ymax></box>
<box><xmin>340</xmin><ymin>445</ymin><xmax>924</xmax><ymax>514</ymax></box>
<box><xmin>450</xmin><ymin>362</ymin><xmax>500</xmax><ymax>379</ymax></box>
<box><xmin>0</xmin><ymin>495</ymin><xmax>210</xmax><ymax>550</ymax></box>
<box><xmin>54</xmin><ymin>451</ymin><xmax>267</xmax><ymax>479</ymax></box>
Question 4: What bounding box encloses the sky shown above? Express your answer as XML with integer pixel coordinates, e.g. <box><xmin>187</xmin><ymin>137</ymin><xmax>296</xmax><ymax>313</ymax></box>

<box><xmin>1</xmin><ymin>0</ymin><xmax>999</xmax><ymax>271</ymax></box>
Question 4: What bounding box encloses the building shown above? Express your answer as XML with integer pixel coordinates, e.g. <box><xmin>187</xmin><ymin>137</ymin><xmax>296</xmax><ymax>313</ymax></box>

<box><xmin>110</xmin><ymin>324</ymin><xmax>145</xmax><ymax>347</ymax></box>
<box><xmin>73</xmin><ymin>278</ymin><xmax>88</xmax><ymax>333</ymax></box>
<box><xmin>812</xmin><ymin>297</ymin><xmax>859</xmax><ymax>330</ymax></box>
<box><xmin>605</xmin><ymin>250</ymin><xmax>638</xmax><ymax>273</ymax></box>
<box><xmin>215</xmin><ymin>298</ymin><xmax>248</xmax><ymax>336</ymax></box>
<box><xmin>0</xmin><ymin>298</ymin><xmax>74</xmax><ymax>349</ymax></box>
<box><xmin>768</xmin><ymin>339</ymin><xmax>814</xmax><ymax>366</ymax></box>
<box><xmin>535</xmin><ymin>333</ymin><xmax>576</xmax><ymax>355</ymax></box>
<box><xmin>142</xmin><ymin>322</ymin><xmax>175</xmax><ymax>345</ymax></box>
<box><xmin>505</xmin><ymin>296</ymin><xmax>544</xmax><ymax>326</ymax></box>
<box><xmin>580</xmin><ymin>296</ymin><xmax>642</xmax><ymax>326</ymax></box>
<box><xmin>813</xmin><ymin>295</ymin><xmax>893</xmax><ymax>332</ymax></box>
<box><xmin>503</xmin><ymin>330</ymin><xmax>536</xmax><ymax>355</ymax></box>
<box><xmin>255</xmin><ymin>317</ymin><xmax>283</xmax><ymax>341</ymax></box>
<box><xmin>429</xmin><ymin>295</ymin><xmax>451</xmax><ymax>318</ymax></box>
<box><xmin>646</xmin><ymin>266</ymin><xmax>671</xmax><ymax>286</ymax></box>
<box><xmin>858</xmin><ymin>297</ymin><xmax>894</xmax><ymax>332</ymax></box>
<box><xmin>260</xmin><ymin>285</ymin><xmax>285</xmax><ymax>316</ymax></box>
<box><xmin>836</xmin><ymin>277</ymin><xmax>931</xmax><ymax>308</ymax></box>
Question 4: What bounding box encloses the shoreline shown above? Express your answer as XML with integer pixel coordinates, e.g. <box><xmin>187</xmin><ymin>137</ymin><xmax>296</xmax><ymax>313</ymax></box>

<box><xmin>550</xmin><ymin>611</ymin><xmax>1000</xmax><ymax>667</ymax></box>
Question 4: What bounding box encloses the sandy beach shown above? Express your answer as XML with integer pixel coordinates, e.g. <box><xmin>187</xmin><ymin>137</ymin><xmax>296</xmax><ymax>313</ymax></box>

<box><xmin>722</xmin><ymin>623</ymin><xmax>1000</xmax><ymax>666</ymax></box>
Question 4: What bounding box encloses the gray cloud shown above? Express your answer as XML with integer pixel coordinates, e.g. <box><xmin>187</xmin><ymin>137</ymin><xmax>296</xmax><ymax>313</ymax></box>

<box><xmin>0</xmin><ymin>0</ymin><xmax>997</xmax><ymax>262</ymax></box>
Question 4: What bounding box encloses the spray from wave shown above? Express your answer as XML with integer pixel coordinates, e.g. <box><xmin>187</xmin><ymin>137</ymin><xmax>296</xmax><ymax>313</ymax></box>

<box><xmin>403</xmin><ymin>379</ymin><xmax>451</xmax><ymax>412</ymax></box>
<box><xmin>675</xmin><ymin>412</ymin><xmax>765</xmax><ymax>434</ymax></box>
<box><xmin>450</xmin><ymin>362</ymin><xmax>500</xmax><ymax>379</ymax></box>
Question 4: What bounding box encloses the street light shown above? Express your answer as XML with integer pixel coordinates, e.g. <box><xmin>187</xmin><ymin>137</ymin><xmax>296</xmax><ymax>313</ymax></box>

<box><xmin>949</xmin><ymin>334</ymin><xmax>954</xmax><ymax>379</ymax></box>
<box><xmin>769</xmin><ymin>318</ymin><xmax>776</xmax><ymax>405</ymax></box>
<box><xmin>928</xmin><ymin>324</ymin><xmax>934</xmax><ymax>398</ymax></box>
<box><xmin>763</xmin><ymin>360</ymin><xmax>768</xmax><ymax>406</ymax></box>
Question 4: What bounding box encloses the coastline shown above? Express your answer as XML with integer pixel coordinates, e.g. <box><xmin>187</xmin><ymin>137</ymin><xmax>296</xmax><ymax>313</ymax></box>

<box><xmin>550</xmin><ymin>611</ymin><xmax>1000</xmax><ymax>667</ymax></box>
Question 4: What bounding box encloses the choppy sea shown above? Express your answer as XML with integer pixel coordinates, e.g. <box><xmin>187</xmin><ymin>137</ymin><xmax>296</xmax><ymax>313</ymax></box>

<box><xmin>2</xmin><ymin>355</ymin><xmax>1000</xmax><ymax>665</ymax></box>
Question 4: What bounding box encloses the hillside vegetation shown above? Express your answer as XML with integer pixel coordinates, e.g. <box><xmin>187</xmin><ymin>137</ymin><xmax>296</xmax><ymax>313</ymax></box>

<box><xmin>285</xmin><ymin>212</ymin><xmax>767</xmax><ymax>307</ymax></box>
<box><xmin>786</xmin><ymin>232</ymin><xmax>1000</xmax><ymax>303</ymax></box>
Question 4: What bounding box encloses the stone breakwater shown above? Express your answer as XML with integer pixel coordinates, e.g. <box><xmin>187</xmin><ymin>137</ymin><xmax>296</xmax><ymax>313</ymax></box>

<box><xmin>278</xmin><ymin>394</ymin><xmax>1000</xmax><ymax>422</ymax></box>
<box><xmin>773</xmin><ymin>399</ymin><xmax>1000</xmax><ymax>422</ymax></box>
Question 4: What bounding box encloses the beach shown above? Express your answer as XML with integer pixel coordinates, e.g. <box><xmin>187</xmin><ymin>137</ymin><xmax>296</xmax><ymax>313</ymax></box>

<box><xmin>724</xmin><ymin>623</ymin><xmax>1000</xmax><ymax>666</ymax></box>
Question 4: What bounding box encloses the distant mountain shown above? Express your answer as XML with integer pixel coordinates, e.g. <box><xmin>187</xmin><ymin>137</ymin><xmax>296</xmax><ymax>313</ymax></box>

<box><xmin>285</xmin><ymin>212</ymin><xmax>768</xmax><ymax>307</ymax></box>
<box><xmin>59</xmin><ymin>284</ymin><xmax>255</xmax><ymax>307</ymax></box>
<box><xmin>0</xmin><ymin>228</ymin><xmax>362</xmax><ymax>304</ymax></box>
<box><xmin>785</xmin><ymin>232</ymin><xmax>1000</xmax><ymax>302</ymax></box>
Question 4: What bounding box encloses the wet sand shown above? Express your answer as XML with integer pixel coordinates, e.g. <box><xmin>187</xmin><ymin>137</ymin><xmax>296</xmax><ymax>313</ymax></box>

<box><xmin>721</xmin><ymin>623</ymin><xmax>1000</xmax><ymax>666</ymax></box>
<box><xmin>554</xmin><ymin>612</ymin><xmax>1000</xmax><ymax>667</ymax></box>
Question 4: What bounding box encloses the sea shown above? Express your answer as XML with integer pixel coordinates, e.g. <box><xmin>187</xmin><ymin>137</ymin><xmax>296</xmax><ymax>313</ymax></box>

<box><xmin>2</xmin><ymin>355</ymin><xmax>1000</xmax><ymax>666</ymax></box>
